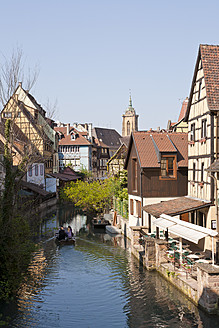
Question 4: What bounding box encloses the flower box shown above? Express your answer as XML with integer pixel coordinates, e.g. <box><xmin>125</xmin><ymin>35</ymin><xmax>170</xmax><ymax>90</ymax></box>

<box><xmin>199</xmin><ymin>137</ymin><xmax>206</xmax><ymax>143</ymax></box>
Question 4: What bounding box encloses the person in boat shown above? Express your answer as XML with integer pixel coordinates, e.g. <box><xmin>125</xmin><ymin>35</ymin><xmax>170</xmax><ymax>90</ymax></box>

<box><xmin>67</xmin><ymin>226</ymin><xmax>73</xmax><ymax>239</ymax></box>
<box><xmin>58</xmin><ymin>226</ymin><xmax>67</xmax><ymax>240</ymax></box>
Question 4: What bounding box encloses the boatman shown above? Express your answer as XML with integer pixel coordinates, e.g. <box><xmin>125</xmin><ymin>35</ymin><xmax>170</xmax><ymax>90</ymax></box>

<box><xmin>58</xmin><ymin>226</ymin><xmax>67</xmax><ymax>240</ymax></box>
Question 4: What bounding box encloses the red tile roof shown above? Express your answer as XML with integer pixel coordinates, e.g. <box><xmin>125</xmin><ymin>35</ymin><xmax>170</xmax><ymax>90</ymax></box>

<box><xmin>186</xmin><ymin>44</ymin><xmax>219</xmax><ymax>120</ymax></box>
<box><xmin>178</xmin><ymin>98</ymin><xmax>188</xmax><ymax>121</ymax></box>
<box><xmin>143</xmin><ymin>196</ymin><xmax>211</xmax><ymax>218</ymax></box>
<box><xmin>54</xmin><ymin>126</ymin><xmax>91</xmax><ymax>146</ymax></box>
<box><xmin>200</xmin><ymin>44</ymin><xmax>219</xmax><ymax>110</ymax></box>
<box><xmin>132</xmin><ymin>131</ymin><xmax>187</xmax><ymax>168</ymax></box>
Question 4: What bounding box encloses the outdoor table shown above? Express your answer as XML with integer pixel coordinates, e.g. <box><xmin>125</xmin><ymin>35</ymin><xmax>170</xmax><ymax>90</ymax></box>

<box><xmin>187</xmin><ymin>254</ymin><xmax>200</xmax><ymax>260</ymax></box>
<box><xmin>195</xmin><ymin>259</ymin><xmax>211</xmax><ymax>264</ymax></box>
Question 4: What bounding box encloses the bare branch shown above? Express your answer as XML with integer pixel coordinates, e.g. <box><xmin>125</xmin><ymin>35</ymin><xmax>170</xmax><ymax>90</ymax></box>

<box><xmin>0</xmin><ymin>47</ymin><xmax>40</xmax><ymax>108</ymax></box>
<box><xmin>43</xmin><ymin>98</ymin><xmax>59</xmax><ymax>120</ymax></box>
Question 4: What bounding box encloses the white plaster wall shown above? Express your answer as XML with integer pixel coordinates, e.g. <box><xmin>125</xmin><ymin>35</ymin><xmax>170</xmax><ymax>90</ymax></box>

<box><xmin>46</xmin><ymin>177</ymin><xmax>56</xmax><ymax>192</ymax></box>
<box><xmin>128</xmin><ymin>195</ymin><xmax>178</xmax><ymax>228</ymax></box>
<box><xmin>27</xmin><ymin>163</ymin><xmax>45</xmax><ymax>187</ymax></box>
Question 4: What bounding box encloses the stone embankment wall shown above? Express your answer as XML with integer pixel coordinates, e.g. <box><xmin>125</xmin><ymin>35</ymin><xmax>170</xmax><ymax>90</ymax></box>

<box><xmin>108</xmin><ymin>212</ymin><xmax>219</xmax><ymax>314</ymax></box>
<box><xmin>128</xmin><ymin>225</ymin><xmax>219</xmax><ymax>315</ymax></box>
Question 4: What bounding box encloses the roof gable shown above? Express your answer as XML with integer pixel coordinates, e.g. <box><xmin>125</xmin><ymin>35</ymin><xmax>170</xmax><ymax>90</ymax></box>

<box><xmin>92</xmin><ymin>127</ymin><xmax>121</xmax><ymax>149</ymax></box>
<box><xmin>54</xmin><ymin>126</ymin><xmax>91</xmax><ymax>146</ymax></box>
<box><xmin>125</xmin><ymin>131</ymin><xmax>188</xmax><ymax>169</ymax></box>
<box><xmin>185</xmin><ymin>44</ymin><xmax>219</xmax><ymax>120</ymax></box>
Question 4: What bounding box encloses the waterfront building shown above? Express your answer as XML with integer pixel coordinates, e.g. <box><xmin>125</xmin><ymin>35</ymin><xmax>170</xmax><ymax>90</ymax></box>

<box><xmin>135</xmin><ymin>44</ymin><xmax>219</xmax><ymax>256</ymax></box>
<box><xmin>1</xmin><ymin>83</ymin><xmax>59</xmax><ymax>175</ymax></box>
<box><xmin>92</xmin><ymin>127</ymin><xmax>122</xmax><ymax>158</ymax></box>
<box><xmin>107</xmin><ymin>136</ymin><xmax>129</xmax><ymax>177</ymax></box>
<box><xmin>55</xmin><ymin>124</ymin><xmax>93</xmax><ymax>172</ymax></box>
<box><xmin>92</xmin><ymin>127</ymin><xmax>122</xmax><ymax>178</ymax></box>
<box><xmin>124</xmin><ymin>131</ymin><xmax>188</xmax><ymax>227</ymax></box>
<box><xmin>184</xmin><ymin>44</ymin><xmax>219</xmax><ymax>251</ymax></box>
<box><xmin>92</xmin><ymin>138</ymin><xmax>110</xmax><ymax>179</ymax></box>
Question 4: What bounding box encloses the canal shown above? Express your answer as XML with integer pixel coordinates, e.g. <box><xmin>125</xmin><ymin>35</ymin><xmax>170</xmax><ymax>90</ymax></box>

<box><xmin>0</xmin><ymin>204</ymin><xmax>219</xmax><ymax>328</ymax></box>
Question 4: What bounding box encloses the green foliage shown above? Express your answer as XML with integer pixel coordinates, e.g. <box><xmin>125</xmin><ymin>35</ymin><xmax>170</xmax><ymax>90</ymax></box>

<box><xmin>0</xmin><ymin>120</ymin><xmax>35</xmax><ymax>300</ymax></box>
<box><xmin>78</xmin><ymin>167</ymin><xmax>93</xmax><ymax>181</ymax></box>
<box><xmin>61</xmin><ymin>169</ymin><xmax>128</xmax><ymax>216</ymax></box>
<box><xmin>113</xmin><ymin>170</ymin><xmax>128</xmax><ymax>200</ymax></box>
<box><xmin>61</xmin><ymin>178</ymin><xmax>114</xmax><ymax>214</ymax></box>
<box><xmin>0</xmin><ymin>215</ymin><xmax>35</xmax><ymax>300</ymax></box>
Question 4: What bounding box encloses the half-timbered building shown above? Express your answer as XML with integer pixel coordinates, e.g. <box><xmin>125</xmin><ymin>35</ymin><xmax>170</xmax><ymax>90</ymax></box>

<box><xmin>1</xmin><ymin>83</ymin><xmax>59</xmax><ymax>175</ymax></box>
<box><xmin>184</xmin><ymin>44</ymin><xmax>219</xmax><ymax>249</ymax></box>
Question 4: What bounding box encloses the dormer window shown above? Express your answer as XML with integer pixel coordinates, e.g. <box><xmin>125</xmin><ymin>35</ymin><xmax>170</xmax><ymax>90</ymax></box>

<box><xmin>160</xmin><ymin>155</ymin><xmax>177</xmax><ymax>179</ymax></box>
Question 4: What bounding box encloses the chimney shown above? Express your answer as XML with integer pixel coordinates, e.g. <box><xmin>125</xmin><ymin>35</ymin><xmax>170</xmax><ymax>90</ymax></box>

<box><xmin>157</xmin><ymin>127</ymin><xmax>160</xmax><ymax>132</ymax></box>
<box><xmin>67</xmin><ymin>123</ymin><xmax>70</xmax><ymax>135</ymax></box>
<box><xmin>88</xmin><ymin>123</ymin><xmax>92</xmax><ymax>140</ymax></box>
<box><xmin>18</xmin><ymin>82</ymin><xmax>22</xmax><ymax>88</ymax></box>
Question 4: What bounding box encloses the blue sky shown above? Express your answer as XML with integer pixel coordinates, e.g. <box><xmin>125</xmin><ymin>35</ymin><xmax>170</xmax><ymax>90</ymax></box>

<box><xmin>1</xmin><ymin>0</ymin><xmax>219</xmax><ymax>134</ymax></box>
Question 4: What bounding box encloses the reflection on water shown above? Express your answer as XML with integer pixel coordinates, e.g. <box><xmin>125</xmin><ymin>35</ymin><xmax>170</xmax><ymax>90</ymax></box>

<box><xmin>0</xmin><ymin>204</ymin><xmax>219</xmax><ymax>328</ymax></box>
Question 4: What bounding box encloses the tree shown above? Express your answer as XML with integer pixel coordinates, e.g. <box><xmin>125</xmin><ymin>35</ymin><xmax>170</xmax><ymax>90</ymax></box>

<box><xmin>0</xmin><ymin>47</ymin><xmax>39</xmax><ymax>108</ymax></box>
<box><xmin>0</xmin><ymin>119</ymin><xmax>35</xmax><ymax>300</ymax></box>
<box><xmin>61</xmin><ymin>179</ymin><xmax>115</xmax><ymax>214</ymax></box>
<box><xmin>0</xmin><ymin>49</ymin><xmax>45</xmax><ymax>300</ymax></box>
<box><xmin>60</xmin><ymin>171</ymin><xmax>128</xmax><ymax>215</ymax></box>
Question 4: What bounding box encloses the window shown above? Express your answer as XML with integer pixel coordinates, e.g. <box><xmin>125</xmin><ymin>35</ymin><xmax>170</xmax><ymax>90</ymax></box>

<box><xmin>132</xmin><ymin>158</ymin><xmax>137</xmax><ymax>191</ymax></box>
<box><xmin>130</xmin><ymin>199</ymin><xmax>134</xmax><ymax>215</ymax></box>
<box><xmin>191</xmin><ymin>123</ymin><xmax>195</xmax><ymax>141</ymax></box>
<box><xmin>137</xmin><ymin>200</ymin><xmax>141</xmax><ymax>218</ymax></box>
<box><xmin>201</xmin><ymin>119</ymin><xmax>207</xmax><ymax>138</ymax></box>
<box><xmin>28</xmin><ymin>165</ymin><xmax>32</xmax><ymax>177</ymax></box>
<box><xmin>160</xmin><ymin>156</ymin><xmax>176</xmax><ymax>179</ymax></box>
<box><xmin>127</xmin><ymin>121</ymin><xmax>130</xmax><ymax>135</ymax></box>
<box><xmin>4</xmin><ymin>112</ymin><xmax>12</xmax><ymax>118</ymax></box>
<box><xmin>193</xmin><ymin>162</ymin><xmax>196</xmax><ymax>181</ymax></box>
<box><xmin>201</xmin><ymin>162</ymin><xmax>204</xmax><ymax>182</ymax></box>
<box><xmin>198</xmin><ymin>80</ymin><xmax>202</xmax><ymax>100</ymax></box>
<box><xmin>35</xmin><ymin>164</ymin><xmax>38</xmax><ymax>176</ymax></box>
<box><xmin>40</xmin><ymin>165</ymin><xmax>44</xmax><ymax>176</ymax></box>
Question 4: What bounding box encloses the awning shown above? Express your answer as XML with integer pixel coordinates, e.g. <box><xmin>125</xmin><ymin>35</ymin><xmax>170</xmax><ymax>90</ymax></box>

<box><xmin>206</xmin><ymin>159</ymin><xmax>219</xmax><ymax>172</ymax></box>
<box><xmin>152</xmin><ymin>217</ymin><xmax>176</xmax><ymax>230</ymax></box>
<box><xmin>143</xmin><ymin>196</ymin><xmax>212</xmax><ymax>218</ymax></box>
<box><xmin>153</xmin><ymin>214</ymin><xmax>218</xmax><ymax>244</ymax></box>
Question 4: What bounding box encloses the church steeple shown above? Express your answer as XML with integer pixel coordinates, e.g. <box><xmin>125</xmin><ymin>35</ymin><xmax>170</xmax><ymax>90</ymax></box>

<box><xmin>122</xmin><ymin>93</ymin><xmax>139</xmax><ymax>137</ymax></box>
<box><xmin>129</xmin><ymin>94</ymin><xmax>132</xmax><ymax>108</ymax></box>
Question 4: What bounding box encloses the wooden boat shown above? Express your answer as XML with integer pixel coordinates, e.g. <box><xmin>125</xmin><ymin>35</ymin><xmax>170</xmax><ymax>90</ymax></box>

<box><xmin>92</xmin><ymin>218</ymin><xmax>111</xmax><ymax>229</ymax></box>
<box><xmin>106</xmin><ymin>225</ymin><xmax>121</xmax><ymax>235</ymax></box>
<box><xmin>55</xmin><ymin>237</ymin><xmax>76</xmax><ymax>245</ymax></box>
<box><xmin>54</xmin><ymin>231</ymin><xmax>75</xmax><ymax>245</ymax></box>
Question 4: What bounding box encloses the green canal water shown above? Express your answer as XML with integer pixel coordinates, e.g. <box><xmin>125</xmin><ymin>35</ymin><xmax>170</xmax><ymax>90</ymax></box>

<box><xmin>0</xmin><ymin>204</ymin><xmax>219</xmax><ymax>328</ymax></box>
